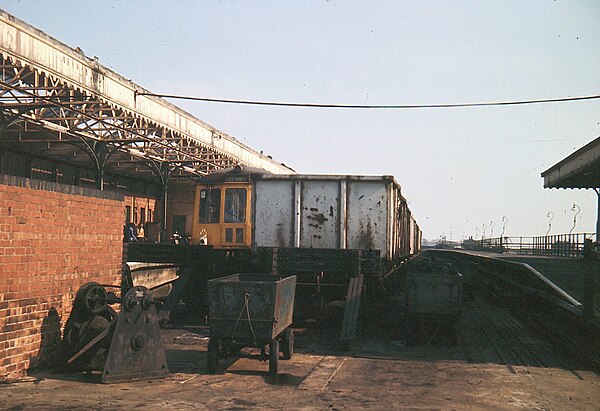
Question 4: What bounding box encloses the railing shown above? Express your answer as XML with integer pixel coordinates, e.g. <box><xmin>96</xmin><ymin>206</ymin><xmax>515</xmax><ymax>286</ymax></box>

<box><xmin>462</xmin><ymin>233</ymin><xmax>596</xmax><ymax>258</ymax></box>
<box><xmin>428</xmin><ymin>240</ymin><xmax>462</xmax><ymax>250</ymax></box>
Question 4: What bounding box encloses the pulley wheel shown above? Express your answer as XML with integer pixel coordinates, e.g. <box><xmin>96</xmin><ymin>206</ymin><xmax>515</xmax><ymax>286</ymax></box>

<box><xmin>84</xmin><ymin>283</ymin><xmax>108</xmax><ymax>314</ymax></box>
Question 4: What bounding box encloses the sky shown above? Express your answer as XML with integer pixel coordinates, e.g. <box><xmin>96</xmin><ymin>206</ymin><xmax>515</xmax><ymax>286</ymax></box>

<box><xmin>3</xmin><ymin>0</ymin><xmax>599</xmax><ymax>241</ymax></box>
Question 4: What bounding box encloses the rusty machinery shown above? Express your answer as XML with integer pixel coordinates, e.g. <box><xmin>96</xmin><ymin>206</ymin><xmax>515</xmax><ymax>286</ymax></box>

<box><xmin>59</xmin><ymin>282</ymin><xmax>169</xmax><ymax>383</ymax></box>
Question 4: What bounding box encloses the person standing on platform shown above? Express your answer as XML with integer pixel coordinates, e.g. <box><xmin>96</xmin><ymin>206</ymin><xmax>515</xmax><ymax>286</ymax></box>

<box><xmin>127</xmin><ymin>223</ymin><xmax>138</xmax><ymax>242</ymax></box>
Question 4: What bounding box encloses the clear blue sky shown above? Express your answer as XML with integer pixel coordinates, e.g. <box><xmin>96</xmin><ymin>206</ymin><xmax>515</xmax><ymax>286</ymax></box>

<box><xmin>4</xmin><ymin>0</ymin><xmax>599</xmax><ymax>240</ymax></box>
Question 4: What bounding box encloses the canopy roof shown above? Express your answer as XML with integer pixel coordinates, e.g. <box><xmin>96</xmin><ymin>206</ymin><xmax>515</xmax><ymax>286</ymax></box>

<box><xmin>541</xmin><ymin>136</ymin><xmax>600</xmax><ymax>189</ymax></box>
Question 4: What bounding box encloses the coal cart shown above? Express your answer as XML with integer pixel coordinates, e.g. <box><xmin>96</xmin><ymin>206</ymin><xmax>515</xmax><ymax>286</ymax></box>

<box><xmin>403</xmin><ymin>268</ymin><xmax>463</xmax><ymax>345</ymax></box>
<box><xmin>207</xmin><ymin>274</ymin><xmax>296</xmax><ymax>375</ymax></box>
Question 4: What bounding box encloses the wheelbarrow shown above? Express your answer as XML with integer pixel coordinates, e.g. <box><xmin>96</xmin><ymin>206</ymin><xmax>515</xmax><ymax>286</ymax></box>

<box><xmin>206</xmin><ymin>274</ymin><xmax>296</xmax><ymax>375</ymax></box>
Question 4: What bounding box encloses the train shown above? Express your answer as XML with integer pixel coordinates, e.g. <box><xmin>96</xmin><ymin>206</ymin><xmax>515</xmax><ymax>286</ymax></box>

<box><xmin>190</xmin><ymin>165</ymin><xmax>421</xmax><ymax>258</ymax></box>
<box><xmin>126</xmin><ymin>165</ymin><xmax>421</xmax><ymax>340</ymax></box>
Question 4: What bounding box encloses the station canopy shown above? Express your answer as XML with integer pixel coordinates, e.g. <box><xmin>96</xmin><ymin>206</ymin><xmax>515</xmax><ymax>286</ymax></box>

<box><xmin>0</xmin><ymin>9</ymin><xmax>293</xmax><ymax>190</ymax></box>
<box><xmin>541</xmin><ymin>136</ymin><xmax>600</xmax><ymax>189</ymax></box>
<box><xmin>542</xmin><ymin>136</ymin><xmax>600</xmax><ymax>241</ymax></box>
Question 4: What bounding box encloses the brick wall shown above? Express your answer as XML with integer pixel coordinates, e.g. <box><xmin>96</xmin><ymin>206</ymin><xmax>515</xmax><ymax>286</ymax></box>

<box><xmin>166</xmin><ymin>182</ymin><xmax>195</xmax><ymax>236</ymax></box>
<box><xmin>0</xmin><ymin>175</ymin><xmax>124</xmax><ymax>381</ymax></box>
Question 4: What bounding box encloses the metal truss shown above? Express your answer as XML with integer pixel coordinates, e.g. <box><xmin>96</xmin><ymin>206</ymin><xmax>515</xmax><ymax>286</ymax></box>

<box><xmin>0</xmin><ymin>55</ymin><xmax>240</xmax><ymax>186</ymax></box>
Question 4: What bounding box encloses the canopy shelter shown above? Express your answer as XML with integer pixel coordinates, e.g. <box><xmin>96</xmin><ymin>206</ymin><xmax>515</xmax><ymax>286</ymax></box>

<box><xmin>0</xmin><ymin>10</ymin><xmax>294</xmax><ymax>241</ymax></box>
<box><xmin>541</xmin><ymin>136</ymin><xmax>600</xmax><ymax>240</ymax></box>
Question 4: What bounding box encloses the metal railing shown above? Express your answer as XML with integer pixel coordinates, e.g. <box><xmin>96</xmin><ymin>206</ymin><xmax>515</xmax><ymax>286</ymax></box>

<box><xmin>462</xmin><ymin>233</ymin><xmax>596</xmax><ymax>258</ymax></box>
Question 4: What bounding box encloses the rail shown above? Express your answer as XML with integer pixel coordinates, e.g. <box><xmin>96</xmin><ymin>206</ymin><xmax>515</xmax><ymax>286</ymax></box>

<box><xmin>461</xmin><ymin>233</ymin><xmax>597</xmax><ymax>258</ymax></box>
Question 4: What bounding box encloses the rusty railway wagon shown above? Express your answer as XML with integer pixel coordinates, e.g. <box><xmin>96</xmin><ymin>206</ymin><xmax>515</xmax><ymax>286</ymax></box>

<box><xmin>180</xmin><ymin>166</ymin><xmax>422</xmax><ymax>340</ymax></box>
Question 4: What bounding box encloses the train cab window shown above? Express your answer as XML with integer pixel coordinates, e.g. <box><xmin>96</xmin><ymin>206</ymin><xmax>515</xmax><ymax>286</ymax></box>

<box><xmin>199</xmin><ymin>188</ymin><xmax>221</xmax><ymax>223</ymax></box>
<box><xmin>224</xmin><ymin>188</ymin><xmax>247</xmax><ymax>223</ymax></box>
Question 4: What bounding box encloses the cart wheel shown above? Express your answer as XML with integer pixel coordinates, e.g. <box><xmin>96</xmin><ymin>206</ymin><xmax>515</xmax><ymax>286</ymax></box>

<box><xmin>281</xmin><ymin>327</ymin><xmax>294</xmax><ymax>360</ymax></box>
<box><xmin>207</xmin><ymin>338</ymin><xmax>219</xmax><ymax>374</ymax></box>
<box><xmin>269</xmin><ymin>338</ymin><xmax>279</xmax><ymax>375</ymax></box>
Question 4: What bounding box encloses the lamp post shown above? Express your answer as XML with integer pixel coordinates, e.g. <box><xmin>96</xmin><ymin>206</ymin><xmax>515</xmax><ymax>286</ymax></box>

<box><xmin>501</xmin><ymin>216</ymin><xmax>508</xmax><ymax>236</ymax></box>
<box><xmin>489</xmin><ymin>221</ymin><xmax>495</xmax><ymax>238</ymax></box>
<box><xmin>546</xmin><ymin>212</ymin><xmax>554</xmax><ymax>236</ymax></box>
<box><xmin>570</xmin><ymin>204</ymin><xmax>580</xmax><ymax>235</ymax></box>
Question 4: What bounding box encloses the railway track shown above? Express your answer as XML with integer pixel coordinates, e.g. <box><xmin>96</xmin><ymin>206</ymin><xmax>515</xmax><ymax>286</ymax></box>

<box><xmin>461</xmin><ymin>295</ymin><xmax>587</xmax><ymax>376</ymax></box>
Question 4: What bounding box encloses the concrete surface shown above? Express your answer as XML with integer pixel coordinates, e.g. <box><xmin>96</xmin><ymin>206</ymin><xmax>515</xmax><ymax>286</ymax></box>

<box><xmin>1</xmin><ymin>298</ymin><xmax>599</xmax><ymax>410</ymax></box>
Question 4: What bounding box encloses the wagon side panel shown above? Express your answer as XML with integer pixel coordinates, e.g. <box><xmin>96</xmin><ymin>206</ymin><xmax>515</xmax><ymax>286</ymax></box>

<box><xmin>299</xmin><ymin>180</ymin><xmax>341</xmax><ymax>249</ymax></box>
<box><xmin>273</xmin><ymin>276</ymin><xmax>296</xmax><ymax>336</ymax></box>
<box><xmin>346</xmin><ymin>180</ymin><xmax>389</xmax><ymax>257</ymax></box>
<box><xmin>254</xmin><ymin>180</ymin><xmax>295</xmax><ymax>248</ymax></box>
<box><xmin>208</xmin><ymin>276</ymin><xmax>277</xmax><ymax>340</ymax></box>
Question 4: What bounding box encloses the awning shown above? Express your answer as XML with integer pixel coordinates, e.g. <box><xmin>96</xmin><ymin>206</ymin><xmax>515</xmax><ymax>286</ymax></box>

<box><xmin>542</xmin><ymin>136</ymin><xmax>600</xmax><ymax>241</ymax></box>
<box><xmin>541</xmin><ymin>136</ymin><xmax>600</xmax><ymax>189</ymax></box>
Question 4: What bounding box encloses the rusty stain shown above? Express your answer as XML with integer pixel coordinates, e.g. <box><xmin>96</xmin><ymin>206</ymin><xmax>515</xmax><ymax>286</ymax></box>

<box><xmin>307</xmin><ymin>213</ymin><xmax>328</xmax><ymax>225</ymax></box>
<box><xmin>276</xmin><ymin>223</ymin><xmax>285</xmax><ymax>247</ymax></box>
<box><xmin>357</xmin><ymin>219</ymin><xmax>375</xmax><ymax>250</ymax></box>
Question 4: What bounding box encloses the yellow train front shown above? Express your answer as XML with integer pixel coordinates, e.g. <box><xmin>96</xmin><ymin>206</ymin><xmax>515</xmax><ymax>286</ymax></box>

<box><xmin>191</xmin><ymin>167</ymin><xmax>254</xmax><ymax>249</ymax></box>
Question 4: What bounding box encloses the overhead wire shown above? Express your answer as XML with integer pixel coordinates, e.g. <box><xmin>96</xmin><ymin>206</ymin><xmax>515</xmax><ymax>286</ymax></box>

<box><xmin>399</xmin><ymin>137</ymin><xmax>593</xmax><ymax>147</ymax></box>
<box><xmin>136</xmin><ymin>92</ymin><xmax>600</xmax><ymax>109</ymax></box>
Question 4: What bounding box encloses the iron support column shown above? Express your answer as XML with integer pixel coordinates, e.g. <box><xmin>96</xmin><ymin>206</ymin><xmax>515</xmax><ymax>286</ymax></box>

<box><xmin>94</xmin><ymin>142</ymin><xmax>108</xmax><ymax>191</ymax></box>
<box><xmin>161</xmin><ymin>182</ymin><xmax>168</xmax><ymax>242</ymax></box>
<box><xmin>156</xmin><ymin>163</ymin><xmax>172</xmax><ymax>243</ymax></box>
<box><xmin>97</xmin><ymin>167</ymin><xmax>105</xmax><ymax>191</ymax></box>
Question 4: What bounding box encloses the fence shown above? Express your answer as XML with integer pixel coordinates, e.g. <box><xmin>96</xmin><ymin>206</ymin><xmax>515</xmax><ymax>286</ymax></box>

<box><xmin>462</xmin><ymin>233</ymin><xmax>596</xmax><ymax>258</ymax></box>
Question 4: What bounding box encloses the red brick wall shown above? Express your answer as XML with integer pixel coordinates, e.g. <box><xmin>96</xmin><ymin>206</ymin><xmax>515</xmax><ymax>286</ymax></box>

<box><xmin>166</xmin><ymin>182</ymin><xmax>195</xmax><ymax>236</ymax></box>
<box><xmin>0</xmin><ymin>175</ymin><xmax>124</xmax><ymax>381</ymax></box>
<box><xmin>123</xmin><ymin>195</ymin><xmax>156</xmax><ymax>226</ymax></box>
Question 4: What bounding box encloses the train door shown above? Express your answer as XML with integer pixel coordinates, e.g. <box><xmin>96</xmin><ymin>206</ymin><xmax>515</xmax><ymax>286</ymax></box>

<box><xmin>222</xmin><ymin>186</ymin><xmax>251</xmax><ymax>248</ymax></box>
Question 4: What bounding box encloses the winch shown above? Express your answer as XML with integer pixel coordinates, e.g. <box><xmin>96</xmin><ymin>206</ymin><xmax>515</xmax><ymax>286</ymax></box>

<box><xmin>59</xmin><ymin>282</ymin><xmax>169</xmax><ymax>383</ymax></box>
